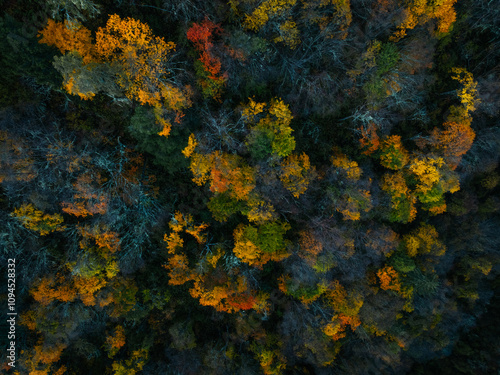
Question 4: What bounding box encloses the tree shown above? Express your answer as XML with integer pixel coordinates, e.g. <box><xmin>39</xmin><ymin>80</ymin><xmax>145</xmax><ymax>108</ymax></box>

<box><xmin>233</xmin><ymin>221</ymin><xmax>291</xmax><ymax>267</ymax></box>
<box><xmin>105</xmin><ymin>325</ymin><xmax>126</xmax><ymax>358</ymax></box>
<box><xmin>407</xmin><ymin>156</ymin><xmax>459</xmax><ymax>214</ymax></box>
<box><xmin>279</xmin><ymin>152</ymin><xmax>313</xmax><ymax>198</ymax></box>
<box><xmin>403</xmin><ymin>223</ymin><xmax>446</xmax><ymax>258</ymax></box>
<box><xmin>231</xmin><ymin>0</ymin><xmax>300</xmax><ymax>48</ymax></box>
<box><xmin>358</xmin><ymin>123</ymin><xmax>380</xmax><ymax>156</ymax></box>
<box><xmin>244</xmin><ymin>98</ymin><xmax>296</xmax><ymax>158</ymax></box>
<box><xmin>427</xmin><ymin>121</ymin><xmax>475</xmax><ymax>169</ymax></box>
<box><xmin>380</xmin><ymin>171</ymin><xmax>417</xmax><ymax>223</ymax></box>
<box><xmin>61</xmin><ymin>172</ymin><xmax>109</xmax><ymax>217</ymax></box>
<box><xmin>378</xmin><ymin>135</ymin><xmax>409</xmax><ymax>170</ymax></box>
<box><xmin>38</xmin><ymin>19</ymin><xmax>94</xmax><ymax>63</ymax></box>
<box><xmin>322</xmin><ymin>280</ymin><xmax>363</xmax><ymax>341</ymax></box>
<box><xmin>188</xmin><ymin>150</ymin><xmax>256</xmax><ymax>200</ymax></box>
<box><xmin>391</xmin><ymin>0</ymin><xmax>457</xmax><ymax>41</ymax></box>
<box><xmin>11</xmin><ymin>203</ymin><xmax>65</xmax><ymax>235</ymax></box>
<box><xmin>187</xmin><ymin>18</ymin><xmax>228</xmax><ymax>100</ymax></box>
<box><xmin>331</xmin><ymin>149</ymin><xmax>362</xmax><ymax>181</ymax></box>
<box><xmin>39</xmin><ymin>15</ymin><xmax>191</xmax><ymax>136</ymax></box>
<box><xmin>377</xmin><ymin>266</ymin><xmax>401</xmax><ymax>292</ymax></box>
<box><xmin>416</xmin><ymin>67</ymin><xmax>479</xmax><ymax>169</ymax></box>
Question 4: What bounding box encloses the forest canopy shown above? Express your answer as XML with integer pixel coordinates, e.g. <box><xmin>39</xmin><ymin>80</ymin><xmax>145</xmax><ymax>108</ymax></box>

<box><xmin>0</xmin><ymin>0</ymin><xmax>499</xmax><ymax>374</ymax></box>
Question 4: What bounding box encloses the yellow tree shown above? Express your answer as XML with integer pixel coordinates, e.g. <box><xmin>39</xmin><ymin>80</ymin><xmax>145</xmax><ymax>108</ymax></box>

<box><xmin>403</xmin><ymin>223</ymin><xmax>446</xmax><ymax>258</ymax></box>
<box><xmin>231</xmin><ymin>0</ymin><xmax>300</xmax><ymax>48</ymax></box>
<box><xmin>233</xmin><ymin>221</ymin><xmax>291</xmax><ymax>267</ymax></box>
<box><xmin>380</xmin><ymin>171</ymin><xmax>417</xmax><ymax>223</ymax></box>
<box><xmin>11</xmin><ymin>203</ymin><xmax>65</xmax><ymax>236</ymax></box>
<box><xmin>38</xmin><ymin>19</ymin><xmax>94</xmax><ymax>63</ymax></box>
<box><xmin>279</xmin><ymin>152</ymin><xmax>313</xmax><ymax>198</ymax></box>
<box><xmin>378</xmin><ymin>135</ymin><xmax>409</xmax><ymax>170</ymax></box>
<box><xmin>407</xmin><ymin>156</ymin><xmax>459</xmax><ymax>214</ymax></box>
<box><xmin>243</xmin><ymin>98</ymin><xmax>296</xmax><ymax>158</ymax></box>
<box><xmin>417</xmin><ymin>68</ymin><xmax>479</xmax><ymax>169</ymax></box>
<box><xmin>39</xmin><ymin>15</ymin><xmax>191</xmax><ymax>136</ymax></box>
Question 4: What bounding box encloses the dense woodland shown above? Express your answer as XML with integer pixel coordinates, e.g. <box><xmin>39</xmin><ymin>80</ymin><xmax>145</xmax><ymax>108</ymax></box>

<box><xmin>0</xmin><ymin>0</ymin><xmax>499</xmax><ymax>374</ymax></box>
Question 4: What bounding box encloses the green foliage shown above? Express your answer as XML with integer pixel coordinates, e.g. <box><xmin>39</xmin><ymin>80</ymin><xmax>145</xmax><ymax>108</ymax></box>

<box><xmin>405</xmin><ymin>269</ymin><xmax>439</xmax><ymax>297</ymax></box>
<box><xmin>390</xmin><ymin>251</ymin><xmax>416</xmax><ymax>274</ymax></box>
<box><xmin>247</xmin><ymin>128</ymin><xmax>274</xmax><ymax>160</ymax></box>
<box><xmin>377</xmin><ymin>43</ymin><xmax>400</xmax><ymax>76</ymax></box>
<box><xmin>207</xmin><ymin>192</ymin><xmax>246</xmax><ymax>222</ymax></box>
<box><xmin>128</xmin><ymin>106</ymin><xmax>188</xmax><ymax>172</ymax></box>
<box><xmin>240</xmin><ymin>221</ymin><xmax>291</xmax><ymax>255</ymax></box>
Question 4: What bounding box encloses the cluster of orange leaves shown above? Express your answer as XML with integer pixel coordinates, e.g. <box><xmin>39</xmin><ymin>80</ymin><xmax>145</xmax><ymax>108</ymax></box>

<box><xmin>39</xmin><ymin>15</ymin><xmax>190</xmax><ymax>137</ymax></box>
<box><xmin>358</xmin><ymin>123</ymin><xmax>380</xmax><ymax>156</ymax></box>
<box><xmin>61</xmin><ymin>173</ymin><xmax>109</xmax><ymax>217</ymax></box>
<box><xmin>163</xmin><ymin>213</ymin><xmax>260</xmax><ymax>312</ymax></box>
<box><xmin>38</xmin><ymin>19</ymin><xmax>94</xmax><ymax>63</ymax></box>
<box><xmin>163</xmin><ymin>211</ymin><xmax>208</xmax><ymax>285</ymax></box>
<box><xmin>106</xmin><ymin>325</ymin><xmax>126</xmax><ymax>358</ymax></box>
<box><xmin>190</xmin><ymin>273</ymin><xmax>257</xmax><ymax>313</ymax></box>
<box><xmin>391</xmin><ymin>0</ymin><xmax>457</xmax><ymax>41</ymax></box>
<box><xmin>322</xmin><ymin>281</ymin><xmax>362</xmax><ymax>340</ymax></box>
<box><xmin>417</xmin><ymin>68</ymin><xmax>479</xmax><ymax>169</ymax></box>
<box><xmin>188</xmin><ymin>150</ymin><xmax>256</xmax><ymax>200</ymax></box>
<box><xmin>29</xmin><ymin>273</ymin><xmax>107</xmax><ymax>307</ymax></box>
<box><xmin>187</xmin><ymin>18</ymin><xmax>228</xmax><ymax>100</ymax></box>
<box><xmin>377</xmin><ymin>266</ymin><xmax>401</xmax><ymax>292</ymax></box>
<box><xmin>78</xmin><ymin>223</ymin><xmax>121</xmax><ymax>253</ymax></box>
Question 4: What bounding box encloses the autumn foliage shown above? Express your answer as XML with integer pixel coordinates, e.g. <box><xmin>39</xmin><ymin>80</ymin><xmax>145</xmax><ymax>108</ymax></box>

<box><xmin>39</xmin><ymin>15</ymin><xmax>191</xmax><ymax>136</ymax></box>
<box><xmin>187</xmin><ymin>18</ymin><xmax>228</xmax><ymax>100</ymax></box>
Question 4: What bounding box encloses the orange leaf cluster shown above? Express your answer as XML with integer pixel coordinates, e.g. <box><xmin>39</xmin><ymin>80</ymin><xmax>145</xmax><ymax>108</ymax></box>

<box><xmin>190</xmin><ymin>275</ymin><xmax>256</xmax><ymax>313</ymax></box>
<box><xmin>78</xmin><ymin>224</ymin><xmax>120</xmax><ymax>253</ymax></box>
<box><xmin>189</xmin><ymin>151</ymin><xmax>256</xmax><ymax>200</ymax></box>
<box><xmin>377</xmin><ymin>266</ymin><xmax>401</xmax><ymax>292</ymax></box>
<box><xmin>30</xmin><ymin>276</ymin><xmax>76</xmax><ymax>306</ymax></box>
<box><xmin>106</xmin><ymin>325</ymin><xmax>126</xmax><ymax>357</ymax></box>
<box><xmin>61</xmin><ymin>173</ymin><xmax>108</xmax><ymax>217</ymax></box>
<box><xmin>358</xmin><ymin>123</ymin><xmax>380</xmax><ymax>155</ymax></box>
<box><xmin>391</xmin><ymin>0</ymin><xmax>457</xmax><ymax>41</ymax></box>
<box><xmin>38</xmin><ymin>19</ymin><xmax>94</xmax><ymax>63</ymax></box>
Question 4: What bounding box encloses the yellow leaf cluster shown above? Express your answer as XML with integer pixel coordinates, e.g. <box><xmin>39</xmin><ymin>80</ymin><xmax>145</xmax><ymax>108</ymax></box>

<box><xmin>451</xmin><ymin>67</ymin><xmax>480</xmax><ymax>114</ymax></box>
<box><xmin>331</xmin><ymin>149</ymin><xmax>361</xmax><ymax>180</ymax></box>
<box><xmin>279</xmin><ymin>152</ymin><xmax>312</xmax><ymax>198</ymax></box>
<box><xmin>408</xmin><ymin>156</ymin><xmax>443</xmax><ymax>194</ymax></box>
<box><xmin>182</xmin><ymin>134</ymin><xmax>198</xmax><ymax>158</ymax></box>
<box><xmin>11</xmin><ymin>203</ymin><xmax>65</xmax><ymax>236</ymax></box>
<box><xmin>242</xmin><ymin>0</ymin><xmax>298</xmax><ymax>32</ymax></box>
<box><xmin>247</xmin><ymin>197</ymin><xmax>277</xmax><ymax>224</ymax></box>
<box><xmin>403</xmin><ymin>223</ymin><xmax>446</xmax><ymax>257</ymax></box>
